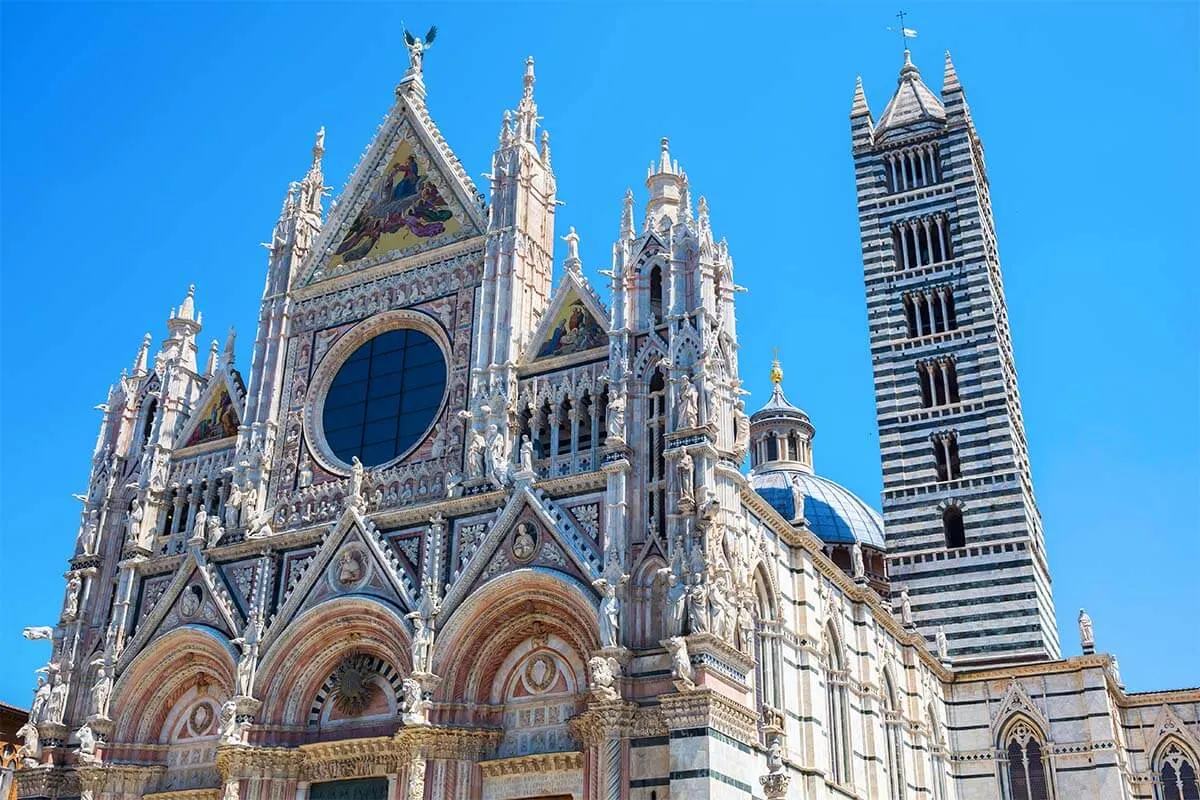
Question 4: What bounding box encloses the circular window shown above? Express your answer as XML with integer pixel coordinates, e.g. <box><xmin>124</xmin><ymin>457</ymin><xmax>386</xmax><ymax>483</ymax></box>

<box><xmin>321</xmin><ymin>328</ymin><xmax>447</xmax><ymax>468</ymax></box>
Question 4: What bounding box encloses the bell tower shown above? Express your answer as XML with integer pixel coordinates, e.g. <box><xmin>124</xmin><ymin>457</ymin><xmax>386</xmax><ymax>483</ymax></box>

<box><xmin>852</xmin><ymin>50</ymin><xmax>1059</xmax><ymax>664</ymax></box>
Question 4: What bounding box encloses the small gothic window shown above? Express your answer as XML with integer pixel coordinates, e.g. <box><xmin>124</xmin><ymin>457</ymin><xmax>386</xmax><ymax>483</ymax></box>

<box><xmin>646</xmin><ymin>370</ymin><xmax>667</xmax><ymax>539</ymax></box>
<box><xmin>943</xmin><ymin>505</ymin><xmax>966</xmax><ymax>549</ymax></box>
<box><xmin>1004</xmin><ymin>722</ymin><xmax>1050</xmax><ymax>800</ymax></box>
<box><xmin>649</xmin><ymin>266</ymin><xmax>664</xmax><ymax>326</ymax></box>
<box><xmin>1158</xmin><ymin>742</ymin><xmax>1200</xmax><ymax>800</ymax></box>
<box><xmin>140</xmin><ymin>398</ymin><xmax>158</xmax><ymax>448</ymax></box>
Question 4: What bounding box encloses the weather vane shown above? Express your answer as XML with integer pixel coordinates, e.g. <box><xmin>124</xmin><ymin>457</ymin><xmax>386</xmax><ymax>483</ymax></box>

<box><xmin>887</xmin><ymin>11</ymin><xmax>918</xmax><ymax>54</ymax></box>
<box><xmin>402</xmin><ymin>23</ymin><xmax>438</xmax><ymax>78</ymax></box>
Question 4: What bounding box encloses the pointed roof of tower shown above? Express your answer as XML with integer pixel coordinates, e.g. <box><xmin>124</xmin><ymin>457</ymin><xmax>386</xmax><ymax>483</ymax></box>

<box><xmin>851</xmin><ymin>76</ymin><xmax>872</xmax><ymax>118</ymax></box>
<box><xmin>874</xmin><ymin>50</ymin><xmax>946</xmax><ymax>142</ymax></box>
<box><xmin>942</xmin><ymin>50</ymin><xmax>961</xmax><ymax>95</ymax></box>
<box><xmin>752</xmin><ymin>358</ymin><xmax>811</xmax><ymax>424</ymax></box>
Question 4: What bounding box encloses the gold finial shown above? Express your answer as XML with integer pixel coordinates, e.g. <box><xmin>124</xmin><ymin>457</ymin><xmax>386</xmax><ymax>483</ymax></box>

<box><xmin>770</xmin><ymin>349</ymin><xmax>783</xmax><ymax>385</ymax></box>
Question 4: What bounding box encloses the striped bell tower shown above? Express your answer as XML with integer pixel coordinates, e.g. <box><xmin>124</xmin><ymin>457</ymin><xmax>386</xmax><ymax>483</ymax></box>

<box><xmin>851</xmin><ymin>49</ymin><xmax>1059</xmax><ymax>664</ymax></box>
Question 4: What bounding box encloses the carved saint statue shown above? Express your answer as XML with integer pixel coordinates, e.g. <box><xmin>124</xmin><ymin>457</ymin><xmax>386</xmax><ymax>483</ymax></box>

<box><xmin>659</xmin><ymin>568</ymin><xmax>687</xmax><ymax>636</ymax></box>
<box><xmin>851</xmin><ymin>541</ymin><xmax>865</xmax><ymax>580</ymax></box>
<box><xmin>485</xmin><ymin>424</ymin><xmax>508</xmax><ymax>484</ymax></box>
<box><xmin>218</xmin><ymin>699</ymin><xmax>242</xmax><ymax>745</ymax></box>
<box><xmin>89</xmin><ymin>662</ymin><xmax>113</xmax><ymax>719</ymax></box>
<box><xmin>337</xmin><ymin>552</ymin><xmax>362</xmax><ymax>586</ymax></box>
<box><xmin>665</xmin><ymin>636</ymin><xmax>694</xmax><ymax>691</ymax></box>
<box><xmin>709</xmin><ymin>575</ymin><xmax>733</xmax><ymax>642</ymax></box>
<box><xmin>733</xmin><ymin>400</ymin><xmax>750</xmax><ymax>461</ymax></box>
<box><xmin>466</xmin><ymin>428</ymin><xmax>487</xmax><ymax>478</ymax></box>
<box><xmin>349</xmin><ymin>457</ymin><xmax>365</xmax><ymax>507</ymax></box>
<box><xmin>898</xmin><ymin>586</ymin><xmax>913</xmax><ymax>627</ymax></box>
<box><xmin>935</xmin><ymin>626</ymin><xmax>950</xmax><ymax>661</ymax></box>
<box><xmin>519</xmin><ymin>435</ymin><xmax>534</xmax><ymax>472</ymax></box>
<box><xmin>676</xmin><ymin>450</ymin><xmax>694</xmax><ymax>504</ymax></box>
<box><xmin>30</xmin><ymin>675</ymin><xmax>50</xmax><ymax>723</ymax></box>
<box><xmin>606</xmin><ymin>394</ymin><xmax>626</xmax><ymax>443</ymax></box>
<box><xmin>192</xmin><ymin>505</ymin><xmax>208</xmax><ymax>540</ymax></box>
<box><xmin>592</xmin><ymin>577</ymin><xmax>623</xmax><ymax>649</ymax></box>
<box><xmin>687</xmin><ymin>575</ymin><xmax>709</xmax><ymax>634</ymax></box>
<box><xmin>512</xmin><ymin>523</ymin><xmax>537</xmax><ymax>562</ymax></box>
<box><xmin>230</xmin><ymin>611</ymin><xmax>262</xmax><ymax>698</ymax></box>
<box><xmin>409</xmin><ymin>613</ymin><xmax>434</xmax><ymax>675</ymax></box>
<box><xmin>587</xmin><ymin>655</ymin><xmax>620</xmax><ymax>701</ymax></box>
<box><xmin>1078</xmin><ymin>608</ymin><xmax>1095</xmax><ymax>651</ymax></box>
<box><xmin>206</xmin><ymin>516</ymin><xmax>224</xmax><ymax>549</ymax></box>
<box><xmin>737</xmin><ymin>599</ymin><xmax>756</xmax><ymax>655</ymax></box>
<box><xmin>224</xmin><ymin>484</ymin><xmax>242</xmax><ymax>530</ymax></box>
<box><xmin>676</xmin><ymin>375</ymin><xmax>699</xmax><ymax>429</ymax></box>
<box><xmin>77</xmin><ymin>510</ymin><xmax>99</xmax><ymax>556</ymax></box>
<box><xmin>46</xmin><ymin>672</ymin><xmax>68</xmax><ymax>724</ymax></box>
<box><xmin>127</xmin><ymin>499</ymin><xmax>144</xmax><ymax>546</ymax></box>
<box><xmin>63</xmin><ymin>573</ymin><xmax>82</xmax><ymax>621</ymax></box>
<box><xmin>75</xmin><ymin>723</ymin><xmax>97</xmax><ymax>764</ymax></box>
<box><xmin>402</xmin><ymin>25</ymin><xmax>437</xmax><ymax>77</ymax></box>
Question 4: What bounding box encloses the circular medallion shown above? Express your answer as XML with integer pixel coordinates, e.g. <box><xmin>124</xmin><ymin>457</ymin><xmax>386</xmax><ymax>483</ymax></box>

<box><xmin>188</xmin><ymin>701</ymin><xmax>214</xmax><ymax>735</ymax></box>
<box><xmin>329</xmin><ymin>545</ymin><xmax>370</xmax><ymax>592</ymax></box>
<box><xmin>332</xmin><ymin>656</ymin><xmax>378</xmax><ymax>717</ymax></box>
<box><xmin>511</xmin><ymin>522</ymin><xmax>538</xmax><ymax>563</ymax></box>
<box><xmin>524</xmin><ymin>654</ymin><xmax>557</xmax><ymax>694</ymax></box>
<box><xmin>180</xmin><ymin>585</ymin><xmax>203</xmax><ymax>618</ymax></box>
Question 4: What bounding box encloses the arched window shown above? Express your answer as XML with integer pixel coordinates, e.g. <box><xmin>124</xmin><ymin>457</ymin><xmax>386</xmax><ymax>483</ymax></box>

<box><xmin>556</xmin><ymin>397</ymin><xmax>572</xmax><ymax>456</ymax></box>
<box><xmin>649</xmin><ymin>265</ymin><xmax>664</xmax><ymax>326</ymax></box>
<box><xmin>1002</xmin><ymin>720</ymin><xmax>1051</xmax><ymax>800</ymax></box>
<box><xmin>646</xmin><ymin>370</ymin><xmax>667</xmax><ymax>540</ymax></box>
<box><xmin>825</xmin><ymin>625</ymin><xmax>851</xmax><ymax>786</ymax></box>
<box><xmin>929</xmin><ymin>705</ymin><xmax>948</xmax><ymax>800</ymax></box>
<box><xmin>882</xmin><ymin>671</ymin><xmax>905</xmax><ymax>800</ymax></box>
<box><xmin>1156</xmin><ymin>741</ymin><xmax>1200</xmax><ymax>800</ymax></box>
<box><xmin>753</xmin><ymin>571</ymin><xmax>781</xmax><ymax>710</ymax></box>
<box><xmin>943</xmin><ymin>505</ymin><xmax>965</xmax><ymax>549</ymax></box>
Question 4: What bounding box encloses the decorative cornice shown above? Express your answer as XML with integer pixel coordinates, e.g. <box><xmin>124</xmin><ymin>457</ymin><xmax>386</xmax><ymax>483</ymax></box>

<box><xmin>478</xmin><ymin>751</ymin><xmax>583</xmax><ymax>778</ymax></box>
<box><xmin>568</xmin><ymin>700</ymin><xmax>639</xmax><ymax>746</ymax></box>
<box><xmin>657</xmin><ymin>689</ymin><xmax>759</xmax><ymax>746</ymax></box>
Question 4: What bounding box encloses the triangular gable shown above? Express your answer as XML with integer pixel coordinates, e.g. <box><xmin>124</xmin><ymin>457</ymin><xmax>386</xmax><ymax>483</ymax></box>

<box><xmin>119</xmin><ymin>547</ymin><xmax>243</xmax><ymax>672</ymax></box>
<box><xmin>523</xmin><ymin>273</ymin><xmax>609</xmax><ymax>364</ymax></box>
<box><xmin>301</xmin><ymin>92</ymin><xmax>486</xmax><ymax>287</ymax></box>
<box><xmin>177</xmin><ymin>372</ymin><xmax>243</xmax><ymax>450</ymax></box>
<box><xmin>263</xmin><ymin>507</ymin><xmax>417</xmax><ymax>649</ymax></box>
<box><xmin>990</xmin><ymin>679</ymin><xmax>1050</xmax><ymax>737</ymax></box>
<box><xmin>441</xmin><ymin>485</ymin><xmax>602</xmax><ymax>618</ymax></box>
<box><xmin>215</xmin><ymin>557</ymin><xmax>263</xmax><ymax>617</ymax></box>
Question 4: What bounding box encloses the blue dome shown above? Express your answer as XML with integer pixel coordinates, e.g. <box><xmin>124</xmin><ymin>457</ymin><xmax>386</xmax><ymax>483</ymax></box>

<box><xmin>750</xmin><ymin>469</ymin><xmax>886</xmax><ymax>549</ymax></box>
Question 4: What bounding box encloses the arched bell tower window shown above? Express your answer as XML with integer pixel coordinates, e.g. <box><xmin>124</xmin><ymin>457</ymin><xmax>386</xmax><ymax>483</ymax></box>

<box><xmin>943</xmin><ymin>504</ymin><xmax>965</xmax><ymax>549</ymax></box>
<box><xmin>649</xmin><ymin>265</ymin><xmax>664</xmax><ymax>326</ymax></box>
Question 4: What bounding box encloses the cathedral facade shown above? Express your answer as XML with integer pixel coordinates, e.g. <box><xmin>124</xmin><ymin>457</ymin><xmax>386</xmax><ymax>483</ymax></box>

<box><xmin>15</xmin><ymin>39</ymin><xmax>1198</xmax><ymax>800</ymax></box>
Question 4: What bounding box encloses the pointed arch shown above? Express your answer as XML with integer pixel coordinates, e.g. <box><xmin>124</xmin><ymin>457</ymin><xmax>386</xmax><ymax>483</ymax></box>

<box><xmin>997</xmin><ymin>713</ymin><xmax>1053</xmax><ymax>800</ymax></box>
<box><xmin>1153</xmin><ymin>737</ymin><xmax>1200</xmax><ymax>800</ymax></box>
<box><xmin>753</xmin><ymin>562</ymin><xmax>782</xmax><ymax>710</ymax></box>
<box><xmin>824</xmin><ymin>621</ymin><xmax>851</xmax><ymax>786</ymax></box>
<box><xmin>881</xmin><ymin>667</ymin><xmax>905</xmax><ymax>800</ymax></box>
<box><xmin>928</xmin><ymin>702</ymin><xmax>949</xmax><ymax>800</ymax></box>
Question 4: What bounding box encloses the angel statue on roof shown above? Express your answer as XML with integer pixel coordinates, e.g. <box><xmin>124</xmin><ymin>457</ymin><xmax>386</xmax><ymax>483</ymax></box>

<box><xmin>403</xmin><ymin>24</ymin><xmax>437</xmax><ymax>77</ymax></box>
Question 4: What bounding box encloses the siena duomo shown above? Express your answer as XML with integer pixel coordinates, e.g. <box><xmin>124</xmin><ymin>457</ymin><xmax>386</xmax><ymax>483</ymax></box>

<box><xmin>14</xmin><ymin>32</ymin><xmax>1196</xmax><ymax>800</ymax></box>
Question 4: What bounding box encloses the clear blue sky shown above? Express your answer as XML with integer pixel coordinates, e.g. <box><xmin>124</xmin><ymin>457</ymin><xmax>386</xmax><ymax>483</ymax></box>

<box><xmin>1</xmin><ymin>3</ymin><xmax>1196</xmax><ymax>707</ymax></box>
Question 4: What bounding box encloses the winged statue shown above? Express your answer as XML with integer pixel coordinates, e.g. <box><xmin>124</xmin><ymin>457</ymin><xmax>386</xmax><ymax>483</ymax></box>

<box><xmin>402</xmin><ymin>25</ymin><xmax>438</xmax><ymax>76</ymax></box>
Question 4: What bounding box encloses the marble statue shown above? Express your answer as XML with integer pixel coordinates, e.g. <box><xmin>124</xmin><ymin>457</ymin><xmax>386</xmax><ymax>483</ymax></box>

<box><xmin>592</xmin><ymin>577</ymin><xmax>623</xmax><ymax>649</ymax></box>
<box><xmin>851</xmin><ymin>541</ymin><xmax>865</xmax><ymax>580</ymax></box>
<box><xmin>899</xmin><ymin>586</ymin><xmax>913</xmax><ymax>627</ymax></box>
<box><xmin>16</xmin><ymin>721</ymin><xmax>40</xmax><ymax>766</ymax></box>
<box><xmin>513</xmin><ymin>523</ymin><xmax>536</xmax><ymax>561</ymax></box>
<box><xmin>766</xmin><ymin>733</ymin><xmax>784</xmax><ymax>773</ymax></box>
<box><xmin>485</xmin><ymin>424</ymin><xmax>508</xmax><ymax>484</ymax></box>
<box><xmin>192</xmin><ymin>505</ymin><xmax>208</xmax><ymax>539</ymax></box>
<box><xmin>30</xmin><ymin>674</ymin><xmax>50</xmax><ymax>723</ymax></box>
<box><xmin>1078</xmin><ymin>608</ymin><xmax>1095</xmax><ymax>652</ymax></box>
<box><xmin>349</xmin><ymin>457</ymin><xmax>365</xmax><ymax>507</ymax></box>
<box><xmin>224</xmin><ymin>484</ymin><xmax>242</xmax><ymax>530</ymax></box>
<box><xmin>127</xmin><ymin>498</ymin><xmax>144</xmax><ymax>546</ymax></box>
<box><xmin>665</xmin><ymin>636</ymin><xmax>694</xmax><ymax>690</ymax></box>
<box><xmin>409</xmin><ymin>613</ymin><xmax>434</xmax><ymax>675</ymax></box>
<box><xmin>89</xmin><ymin>662</ymin><xmax>113</xmax><ymax>719</ymax></box>
<box><xmin>466</xmin><ymin>428</ymin><xmax>487</xmax><ymax>478</ymax></box>
<box><xmin>519</xmin><ymin>434</ymin><xmax>534</xmax><ymax>472</ymax></box>
<box><xmin>677</xmin><ymin>375</ymin><xmax>699</xmax><ymax>429</ymax></box>
<box><xmin>687</xmin><ymin>575</ymin><xmax>709</xmax><ymax>634</ymax></box>
<box><xmin>223</xmin><ymin>779</ymin><xmax>240</xmax><ymax>800</ymax></box>
<box><xmin>676</xmin><ymin>450</ymin><xmax>694</xmax><ymax>503</ymax></box>
<box><xmin>77</xmin><ymin>510</ymin><xmax>99</xmax><ymax>555</ymax></box>
<box><xmin>709</xmin><ymin>576</ymin><xmax>733</xmax><ymax>641</ymax></box>
<box><xmin>659</xmin><ymin>568</ymin><xmax>687</xmax><ymax>636</ymax></box>
<box><xmin>606</xmin><ymin>394</ymin><xmax>626</xmax><ymax>443</ymax></box>
<box><xmin>75</xmin><ymin>723</ymin><xmax>97</xmax><ymax>764</ymax></box>
<box><xmin>46</xmin><ymin>671</ymin><xmax>68</xmax><ymax>724</ymax></box>
<box><xmin>402</xmin><ymin>25</ymin><xmax>437</xmax><ymax>77</ymax></box>
<box><xmin>401</xmin><ymin>677</ymin><xmax>430</xmax><ymax>725</ymax></box>
<box><xmin>733</xmin><ymin>400</ymin><xmax>750</xmax><ymax>461</ymax></box>
<box><xmin>206</xmin><ymin>515</ymin><xmax>224</xmax><ymax>548</ymax></box>
<box><xmin>230</xmin><ymin>610</ymin><xmax>262</xmax><ymax>698</ymax></box>
<box><xmin>737</xmin><ymin>600</ymin><xmax>756</xmax><ymax>655</ymax></box>
<box><xmin>218</xmin><ymin>699</ymin><xmax>242</xmax><ymax>745</ymax></box>
<box><xmin>588</xmin><ymin>655</ymin><xmax>620</xmax><ymax>701</ymax></box>
<box><xmin>63</xmin><ymin>572</ymin><xmax>82</xmax><ymax>621</ymax></box>
<box><xmin>935</xmin><ymin>626</ymin><xmax>949</xmax><ymax>661</ymax></box>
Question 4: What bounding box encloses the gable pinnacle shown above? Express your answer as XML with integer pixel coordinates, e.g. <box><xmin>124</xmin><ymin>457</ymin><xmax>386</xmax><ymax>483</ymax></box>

<box><xmin>132</xmin><ymin>333</ymin><xmax>152</xmax><ymax>375</ymax></box>
<box><xmin>851</xmin><ymin>75</ymin><xmax>871</xmax><ymax>117</ymax></box>
<box><xmin>205</xmin><ymin>340</ymin><xmax>220</xmax><ymax>376</ymax></box>
<box><xmin>942</xmin><ymin>50</ymin><xmax>962</xmax><ymax>94</ymax></box>
<box><xmin>621</xmin><ymin>188</ymin><xmax>635</xmax><ymax>239</ymax></box>
<box><xmin>523</xmin><ymin>56</ymin><xmax>535</xmax><ymax>99</ymax></box>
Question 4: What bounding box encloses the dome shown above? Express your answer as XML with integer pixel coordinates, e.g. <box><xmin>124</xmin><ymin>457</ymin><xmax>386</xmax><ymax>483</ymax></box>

<box><xmin>750</xmin><ymin>469</ymin><xmax>886</xmax><ymax>549</ymax></box>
